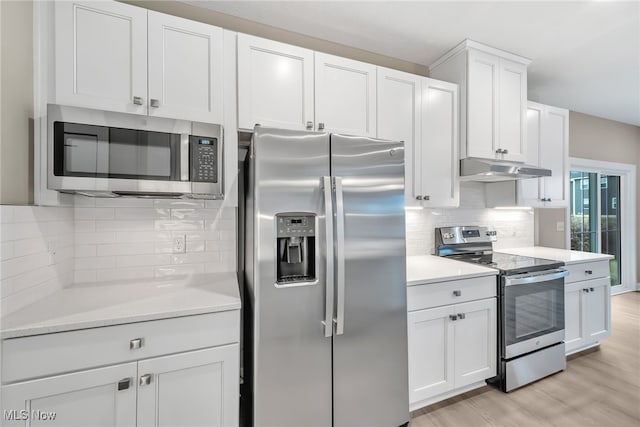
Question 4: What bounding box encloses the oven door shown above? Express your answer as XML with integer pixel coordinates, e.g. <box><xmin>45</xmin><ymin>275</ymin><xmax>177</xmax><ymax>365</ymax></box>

<box><xmin>503</xmin><ymin>269</ymin><xmax>568</xmax><ymax>359</ymax></box>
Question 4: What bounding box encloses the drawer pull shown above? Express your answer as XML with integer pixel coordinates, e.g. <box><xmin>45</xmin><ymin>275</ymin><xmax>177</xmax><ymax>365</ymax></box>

<box><xmin>457</xmin><ymin>313</ymin><xmax>466</xmax><ymax>320</ymax></box>
<box><xmin>117</xmin><ymin>377</ymin><xmax>132</xmax><ymax>391</ymax></box>
<box><xmin>453</xmin><ymin>290</ymin><xmax>462</xmax><ymax>297</ymax></box>
<box><xmin>585</xmin><ymin>270</ymin><xmax>593</xmax><ymax>275</ymax></box>
<box><xmin>590</xmin><ymin>287</ymin><xmax>595</xmax><ymax>292</ymax></box>
<box><xmin>129</xmin><ymin>338</ymin><xmax>144</xmax><ymax>350</ymax></box>
<box><xmin>139</xmin><ymin>374</ymin><xmax>152</xmax><ymax>386</ymax></box>
<box><xmin>583</xmin><ymin>288</ymin><xmax>590</xmax><ymax>293</ymax></box>
<box><xmin>449</xmin><ymin>315</ymin><xmax>458</xmax><ymax>321</ymax></box>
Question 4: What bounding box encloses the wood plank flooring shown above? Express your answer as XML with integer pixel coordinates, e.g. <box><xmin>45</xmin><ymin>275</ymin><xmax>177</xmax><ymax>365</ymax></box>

<box><xmin>410</xmin><ymin>292</ymin><xmax>640</xmax><ymax>427</ymax></box>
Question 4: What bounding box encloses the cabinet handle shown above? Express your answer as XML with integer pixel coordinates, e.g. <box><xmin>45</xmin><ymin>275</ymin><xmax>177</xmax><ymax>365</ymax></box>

<box><xmin>457</xmin><ymin>313</ymin><xmax>466</xmax><ymax>320</ymax></box>
<box><xmin>583</xmin><ymin>288</ymin><xmax>590</xmax><ymax>293</ymax></box>
<box><xmin>317</xmin><ymin>123</ymin><xmax>325</xmax><ymax>131</ymax></box>
<box><xmin>449</xmin><ymin>314</ymin><xmax>458</xmax><ymax>321</ymax></box>
<box><xmin>502</xmin><ymin>149</ymin><xmax>509</xmax><ymax>155</ymax></box>
<box><xmin>453</xmin><ymin>290</ymin><xmax>462</xmax><ymax>297</ymax></box>
<box><xmin>416</xmin><ymin>195</ymin><xmax>423</xmax><ymax>201</ymax></box>
<box><xmin>133</xmin><ymin>96</ymin><xmax>143</xmax><ymax>105</ymax></box>
<box><xmin>495</xmin><ymin>149</ymin><xmax>503</xmax><ymax>154</ymax></box>
<box><xmin>117</xmin><ymin>377</ymin><xmax>132</xmax><ymax>391</ymax></box>
<box><xmin>139</xmin><ymin>374</ymin><xmax>152</xmax><ymax>386</ymax></box>
<box><xmin>590</xmin><ymin>287</ymin><xmax>595</xmax><ymax>292</ymax></box>
<box><xmin>585</xmin><ymin>270</ymin><xmax>593</xmax><ymax>275</ymax></box>
<box><xmin>129</xmin><ymin>338</ymin><xmax>144</xmax><ymax>350</ymax></box>
<box><xmin>150</xmin><ymin>99</ymin><xmax>160</xmax><ymax>108</ymax></box>
<box><xmin>424</xmin><ymin>195</ymin><xmax>430</xmax><ymax>201</ymax></box>
<box><xmin>306</xmin><ymin>121</ymin><xmax>314</xmax><ymax>130</ymax></box>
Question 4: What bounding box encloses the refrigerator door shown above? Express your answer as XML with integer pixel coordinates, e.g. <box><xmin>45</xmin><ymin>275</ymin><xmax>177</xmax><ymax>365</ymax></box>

<box><xmin>331</xmin><ymin>134</ymin><xmax>409</xmax><ymax>427</ymax></box>
<box><xmin>249</xmin><ymin>127</ymin><xmax>332</xmax><ymax>426</ymax></box>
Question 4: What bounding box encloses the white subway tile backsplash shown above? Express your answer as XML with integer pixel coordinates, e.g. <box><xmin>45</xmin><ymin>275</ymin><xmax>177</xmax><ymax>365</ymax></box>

<box><xmin>154</xmin><ymin>220</ymin><xmax>204</xmax><ymax>231</ymax></box>
<box><xmin>1</xmin><ymin>200</ymin><xmax>239</xmax><ymax>310</ymax></box>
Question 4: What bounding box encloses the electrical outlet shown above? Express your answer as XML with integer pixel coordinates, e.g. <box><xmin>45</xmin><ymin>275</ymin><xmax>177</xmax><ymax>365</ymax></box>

<box><xmin>173</xmin><ymin>236</ymin><xmax>186</xmax><ymax>253</ymax></box>
<box><xmin>556</xmin><ymin>221</ymin><xmax>565</xmax><ymax>232</ymax></box>
<box><xmin>47</xmin><ymin>240</ymin><xmax>58</xmax><ymax>266</ymax></box>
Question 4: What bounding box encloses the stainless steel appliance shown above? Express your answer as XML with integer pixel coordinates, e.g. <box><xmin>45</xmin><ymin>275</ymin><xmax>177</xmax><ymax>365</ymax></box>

<box><xmin>243</xmin><ymin>127</ymin><xmax>409</xmax><ymax>427</ymax></box>
<box><xmin>460</xmin><ymin>157</ymin><xmax>552</xmax><ymax>182</ymax></box>
<box><xmin>48</xmin><ymin>104</ymin><xmax>223</xmax><ymax>198</ymax></box>
<box><xmin>435</xmin><ymin>226</ymin><xmax>568</xmax><ymax>392</ymax></box>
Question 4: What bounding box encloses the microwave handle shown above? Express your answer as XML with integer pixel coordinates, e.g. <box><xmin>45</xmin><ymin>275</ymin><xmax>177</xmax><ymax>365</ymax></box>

<box><xmin>181</xmin><ymin>134</ymin><xmax>190</xmax><ymax>181</ymax></box>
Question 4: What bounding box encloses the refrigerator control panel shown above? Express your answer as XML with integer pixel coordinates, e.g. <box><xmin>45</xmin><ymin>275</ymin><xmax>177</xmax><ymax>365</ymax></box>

<box><xmin>277</xmin><ymin>214</ymin><xmax>315</xmax><ymax>237</ymax></box>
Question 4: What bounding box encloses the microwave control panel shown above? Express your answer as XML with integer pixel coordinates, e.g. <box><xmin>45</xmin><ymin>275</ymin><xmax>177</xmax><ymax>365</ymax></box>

<box><xmin>190</xmin><ymin>136</ymin><xmax>218</xmax><ymax>183</ymax></box>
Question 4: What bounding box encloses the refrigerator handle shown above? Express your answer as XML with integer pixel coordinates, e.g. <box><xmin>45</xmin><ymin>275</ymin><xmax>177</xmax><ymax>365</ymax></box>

<box><xmin>334</xmin><ymin>177</ymin><xmax>346</xmax><ymax>336</ymax></box>
<box><xmin>322</xmin><ymin>176</ymin><xmax>335</xmax><ymax>338</ymax></box>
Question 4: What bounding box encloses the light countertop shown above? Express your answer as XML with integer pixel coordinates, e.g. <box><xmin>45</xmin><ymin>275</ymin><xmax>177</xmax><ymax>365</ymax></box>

<box><xmin>498</xmin><ymin>246</ymin><xmax>614</xmax><ymax>265</ymax></box>
<box><xmin>407</xmin><ymin>255</ymin><xmax>497</xmax><ymax>286</ymax></box>
<box><xmin>1</xmin><ymin>272</ymin><xmax>241</xmax><ymax>339</ymax></box>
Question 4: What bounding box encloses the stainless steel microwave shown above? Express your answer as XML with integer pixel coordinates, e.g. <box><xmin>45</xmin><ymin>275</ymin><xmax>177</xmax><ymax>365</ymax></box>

<box><xmin>47</xmin><ymin>104</ymin><xmax>223</xmax><ymax>199</ymax></box>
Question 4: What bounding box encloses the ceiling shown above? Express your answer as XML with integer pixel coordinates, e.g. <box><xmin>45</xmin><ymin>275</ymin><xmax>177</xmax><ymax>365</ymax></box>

<box><xmin>184</xmin><ymin>1</ymin><xmax>640</xmax><ymax>127</ymax></box>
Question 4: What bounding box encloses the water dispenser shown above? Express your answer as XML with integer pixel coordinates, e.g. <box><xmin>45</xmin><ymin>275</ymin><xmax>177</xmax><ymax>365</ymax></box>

<box><xmin>275</xmin><ymin>213</ymin><xmax>316</xmax><ymax>284</ymax></box>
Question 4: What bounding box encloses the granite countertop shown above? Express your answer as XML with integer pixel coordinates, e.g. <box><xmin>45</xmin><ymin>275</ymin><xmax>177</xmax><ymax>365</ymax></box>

<box><xmin>407</xmin><ymin>255</ymin><xmax>498</xmax><ymax>286</ymax></box>
<box><xmin>498</xmin><ymin>246</ymin><xmax>614</xmax><ymax>265</ymax></box>
<box><xmin>1</xmin><ymin>272</ymin><xmax>241</xmax><ymax>339</ymax></box>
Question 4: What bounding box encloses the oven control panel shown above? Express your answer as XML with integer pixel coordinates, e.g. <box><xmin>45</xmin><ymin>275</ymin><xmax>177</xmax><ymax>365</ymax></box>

<box><xmin>437</xmin><ymin>226</ymin><xmax>497</xmax><ymax>245</ymax></box>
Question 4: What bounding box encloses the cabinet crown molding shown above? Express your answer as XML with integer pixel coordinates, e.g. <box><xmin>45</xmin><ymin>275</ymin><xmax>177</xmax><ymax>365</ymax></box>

<box><xmin>428</xmin><ymin>39</ymin><xmax>532</xmax><ymax>72</ymax></box>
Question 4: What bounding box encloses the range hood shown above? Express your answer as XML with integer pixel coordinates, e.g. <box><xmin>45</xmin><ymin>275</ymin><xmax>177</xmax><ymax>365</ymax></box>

<box><xmin>460</xmin><ymin>158</ymin><xmax>552</xmax><ymax>182</ymax></box>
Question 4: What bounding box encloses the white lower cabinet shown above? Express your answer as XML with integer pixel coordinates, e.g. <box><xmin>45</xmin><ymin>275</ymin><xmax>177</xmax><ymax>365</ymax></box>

<box><xmin>565</xmin><ymin>276</ymin><xmax>611</xmax><ymax>354</ymax></box>
<box><xmin>2</xmin><ymin>362</ymin><xmax>138</xmax><ymax>426</ymax></box>
<box><xmin>408</xmin><ymin>278</ymin><xmax>496</xmax><ymax>410</ymax></box>
<box><xmin>1</xmin><ymin>312</ymin><xmax>240</xmax><ymax>426</ymax></box>
<box><xmin>137</xmin><ymin>345</ymin><xmax>239</xmax><ymax>427</ymax></box>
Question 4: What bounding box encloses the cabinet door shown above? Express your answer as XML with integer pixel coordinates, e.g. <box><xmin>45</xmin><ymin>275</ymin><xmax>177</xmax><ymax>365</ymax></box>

<box><xmin>420</xmin><ymin>78</ymin><xmax>459</xmax><ymax>208</ymax></box>
<box><xmin>237</xmin><ymin>34</ymin><xmax>314</xmax><ymax>131</ymax></box>
<box><xmin>376</xmin><ymin>68</ymin><xmax>421</xmax><ymax>206</ymax></box>
<box><xmin>564</xmin><ymin>281</ymin><xmax>586</xmax><ymax>353</ymax></box>
<box><xmin>584</xmin><ymin>277</ymin><xmax>612</xmax><ymax>342</ymax></box>
<box><xmin>540</xmin><ymin>106</ymin><xmax>569</xmax><ymax>206</ymax></box>
<box><xmin>518</xmin><ymin>102</ymin><xmax>544</xmax><ymax>207</ymax></box>
<box><xmin>453</xmin><ymin>298</ymin><xmax>497</xmax><ymax>388</ymax></box>
<box><xmin>467</xmin><ymin>49</ymin><xmax>499</xmax><ymax>159</ymax></box>
<box><xmin>148</xmin><ymin>12</ymin><xmax>223</xmax><ymax>123</ymax></box>
<box><xmin>55</xmin><ymin>1</ymin><xmax>147</xmax><ymax>115</ymax></box>
<box><xmin>407</xmin><ymin>306</ymin><xmax>454</xmax><ymax>405</ymax></box>
<box><xmin>137</xmin><ymin>345</ymin><xmax>239</xmax><ymax>427</ymax></box>
<box><xmin>314</xmin><ymin>53</ymin><xmax>377</xmax><ymax>136</ymax></box>
<box><xmin>498</xmin><ymin>59</ymin><xmax>527</xmax><ymax>162</ymax></box>
<box><xmin>1</xmin><ymin>362</ymin><xmax>137</xmax><ymax>427</ymax></box>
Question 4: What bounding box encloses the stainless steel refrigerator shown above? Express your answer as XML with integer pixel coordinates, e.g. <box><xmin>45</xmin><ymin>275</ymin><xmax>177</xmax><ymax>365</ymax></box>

<box><xmin>243</xmin><ymin>127</ymin><xmax>408</xmax><ymax>427</ymax></box>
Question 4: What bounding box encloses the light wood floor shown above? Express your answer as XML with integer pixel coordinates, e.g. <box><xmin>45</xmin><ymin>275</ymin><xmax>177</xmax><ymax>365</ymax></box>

<box><xmin>410</xmin><ymin>292</ymin><xmax>640</xmax><ymax>427</ymax></box>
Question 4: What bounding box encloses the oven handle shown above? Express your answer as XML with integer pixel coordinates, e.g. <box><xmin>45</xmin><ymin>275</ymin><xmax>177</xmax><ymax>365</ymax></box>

<box><xmin>504</xmin><ymin>269</ymin><xmax>569</xmax><ymax>287</ymax></box>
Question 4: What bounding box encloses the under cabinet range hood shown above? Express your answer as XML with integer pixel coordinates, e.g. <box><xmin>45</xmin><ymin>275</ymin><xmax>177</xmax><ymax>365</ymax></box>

<box><xmin>459</xmin><ymin>158</ymin><xmax>552</xmax><ymax>182</ymax></box>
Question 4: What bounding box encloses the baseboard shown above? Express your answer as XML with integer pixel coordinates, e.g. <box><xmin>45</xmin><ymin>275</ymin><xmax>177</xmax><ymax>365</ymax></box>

<box><xmin>409</xmin><ymin>381</ymin><xmax>488</xmax><ymax>413</ymax></box>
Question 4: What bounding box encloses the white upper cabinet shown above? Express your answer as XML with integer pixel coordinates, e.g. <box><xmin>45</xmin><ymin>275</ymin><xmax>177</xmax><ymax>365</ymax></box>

<box><xmin>420</xmin><ymin>79</ymin><xmax>459</xmax><ymax>207</ymax></box>
<box><xmin>377</xmin><ymin>68</ymin><xmax>459</xmax><ymax>208</ymax></box>
<box><xmin>55</xmin><ymin>1</ymin><xmax>148</xmax><ymax>115</ymax></box>
<box><xmin>147</xmin><ymin>11</ymin><xmax>223</xmax><ymax>123</ymax></box>
<box><xmin>377</xmin><ymin>68</ymin><xmax>421</xmax><ymax>206</ymax></box>
<box><xmin>237</xmin><ymin>34</ymin><xmax>314</xmax><ymax>131</ymax></box>
<box><xmin>55</xmin><ymin>1</ymin><xmax>223</xmax><ymax>123</ymax></box>
<box><xmin>430</xmin><ymin>40</ymin><xmax>530</xmax><ymax>163</ymax></box>
<box><xmin>315</xmin><ymin>53</ymin><xmax>377</xmax><ymax>136</ymax></box>
<box><xmin>518</xmin><ymin>101</ymin><xmax>569</xmax><ymax>207</ymax></box>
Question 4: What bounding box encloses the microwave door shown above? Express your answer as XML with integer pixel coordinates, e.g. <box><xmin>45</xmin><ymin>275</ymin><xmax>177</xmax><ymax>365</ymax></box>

<box><xmin>62</xmin><ymin>125</ymin><xmax>109</xmax><ymax>175</ymax></box>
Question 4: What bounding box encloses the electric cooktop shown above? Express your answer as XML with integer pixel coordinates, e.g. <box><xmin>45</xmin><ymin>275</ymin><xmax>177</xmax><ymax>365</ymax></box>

<box><xmin>447</xmin><ymin>252</ymin><xmax>564</xmax><ymax>275</ymax></box>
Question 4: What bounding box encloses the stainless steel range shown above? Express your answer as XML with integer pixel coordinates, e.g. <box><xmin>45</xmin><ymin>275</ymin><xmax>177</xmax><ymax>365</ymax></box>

<box><xmin>435</xmin><ymin>226</ymin><xmax>568</xmax><ymax>392</ymax></box>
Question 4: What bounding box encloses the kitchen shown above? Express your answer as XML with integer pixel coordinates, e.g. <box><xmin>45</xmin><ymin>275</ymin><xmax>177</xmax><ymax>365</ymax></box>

<box><xmin>1</xmin><ymin>1</ymin><xmax>639</xmax><ymax>426</ymax></box>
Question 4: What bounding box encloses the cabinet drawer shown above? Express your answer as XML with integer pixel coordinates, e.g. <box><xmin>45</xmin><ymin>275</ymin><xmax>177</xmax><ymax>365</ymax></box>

<box><xmin>2</xmin><ymin>310</ymin><xmax>239</xmax><ymax>384</ymax></box>
<box><xmin>408</xmin><ymin>275</ymin><xmax>497</xmax><ymax>311</ymax></box>
<box><xmin>564</xmin><ymin>260</ymin><xmax>610</xmax><ymax>284</ymax></box>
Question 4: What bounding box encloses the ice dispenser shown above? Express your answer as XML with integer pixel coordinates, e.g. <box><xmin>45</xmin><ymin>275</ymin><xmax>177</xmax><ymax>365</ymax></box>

<box><xmin>276</xmin><ymin>213</ymin><xmax>316</xmax><ymax>284</ymax></box>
